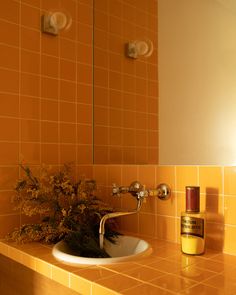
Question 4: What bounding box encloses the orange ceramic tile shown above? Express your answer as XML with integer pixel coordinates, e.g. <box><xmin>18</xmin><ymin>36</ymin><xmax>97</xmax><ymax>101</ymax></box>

<box><xmin>178</xmin><ymin>265</ymin><xmax>217</xmax><ymax>282</ymax></box>
<box><xmin>77</xmin><ymin>125</ymin><xmax>92</xmax><ymax>144</ymax></box>
<box><xmin>94</xmin><ymin>106</ymin><xmax>109</xmax><ymax>125</ymax></box>
<box><xmin>109</xmin><ymin>15</ymin><xmax>122</xmax><ymax>36</ymax></box>
<box><xmin>41</xmin><ymin>144</ymin><xmax>59</xmax><ymax>165</ymax></box>
<box><xmin>119</xmin><ymin>212</ymin><xmax>139</xmax><ymax>234</ymax></box>
<box><xmin>22</xmin><ymin>0</ymin><xmax>40</xmax><ymax>6</ymax></box>
<box><xmin>109</xmin><ymin>71</ymin><xmax>122</xmax><ymax>91</ymax></box>
<box><xmin>211</xmin><ymin>253</ymin><xmax>236</xmax><ymax>265</ymax></box>
<box><xmin>0</xmin><ymin>214</ymin><xmax>20</xmax><ymax>237</ymax></box>
<box><xmin>94</xmin><ymin>67</ymin><xmax>108</xmax><ymax>87</ymax></box>
<box><xmin>59</xmin><ymin>144</ymin><xmax>76</xmax><ymax>164</ymax></box>
<box><xmin>148</xmin><ymin>259</ymin><xmax>184</xmax><ymax>275</ymax></box>
<box><xmin>0</xmin><ymin>68</ymin><xmax>19</xmax><ymax>93</ymax></box>
<box><xmin>179</xmin><ymin>283</ymin><xmax>226</xmax><ymax>295</ymax></box>
<box><xmin>0</xmin><ymin>241</ymin><xmax>9</xmax><ymax>256</ymax></box>
<box><xmin>139</xmin><ymin>213</ymin><xmax>156</xmax><ymax>237</ymax></box>
<box><xmin>77</xmin><ymin>64</ymin><xmax>93</xmax><ymax>85</ymax></box>
<box><xmin>224</xmin><ymin>166</ymin><xmax>236</xmax><ymax>195</ymax></box>
<box><xmin>41</xmin><ymin>99</ymin><xmax>59</xmax><ymax>121</ymax></box>
<box><xmin>41</xmin><ymin>34</ymin><xmax>59</xmax><ymax>56</ymax></box>
<box><xmin>107</xmin><ymin>165</ymin><xmax>122</xmax><ymax>185</ymax></box>
<box><xmin>176</xmin><ymin>166</ymin><xmax>198</xmax><ymax>192</ymax></box>
<box><xmin>147</xmin><ymin>97</ymin><xmax>158</xmax><ymax>114</ymax></box>
<box><xmin>122</xmin><ymin>283</ymin><xmax>173</xmax><ymax>295</ymax></box>
<box><xmin>21</xmin><ymin>4</ymin><xmax>40</xmax><ymax>29</ymax></box>
<box><xmin>60</xmin><ymin>59</ymin><xmax>76</xmax><ymax>81</ymax></box>
<box><xmin>224</xmin><ymin>225</ymin><xmax>236</xmax><ymax>255</ymax></box>
<box><xmin>77</xmin><ymin>103</ymin><xmax>92</xmax><ymax>124</ymax></box>
<box><xmin>77</xmin><ymin>83</ymin><xmax>92</xmax><ymax>104</ymax></box>
<box><xmin>155</xmin><ymin>191</ymin><xmax>176</xmax><ymax>216</ymax></box>
<box><xmin>0</xmin><ymin>166</ymin><xmax>19</xmax><ymax>190</ymax></box>
<box><xmin>121</xmin><ymin>165</ymin><xmax>138</xmax><ymax>186</ymax></box>
<box><xmin>223</xmin><ymin>196</ymin><xmax>236</xmax><ymax>225</ymax></box>
<box><xmin>41</xmin><ymin>55</ymin><xmax>59</xmax><ymax>78</ymax></box>
<box><xmin>60</xmin><ymin>80</ymin><xmax>76</xmax><ymax>102</ymax></box>
<box><xmin>155</xmin><ymin>166</ymin><xmax>176</xmax><ymax>191</ymax></box>
<box><xmin>109</xmin><ymin>109</ymin><xmax>122</xmax><ymax>127</ymax></box>
<box><xmin>62</xmin><ymin>0</ymin><xmax>78</xmax><ymax>20</ymax></box>
<box><xmin>93</xmin><ymin>165</ymin><xmax>108</xmax><ymax>186</ymax></box>
<box><xmin>199</xmin><ymin>166</ymin><xmax>222</xmax><ymax>194</ymax></box>
<box><xmin>77</xmin><ymin>3</ymin><xmax>93</xmax><ymax>26</ymax></box>
<box><xmin>0</xmin><ymin>19</ymin><xmax>19</xmax><ymax>47</ymax></box>
<box><xmin>91</xmin><ymin>283</ymin><xmax>118</xmax><ymax>295</ymax></box>
<box><xmin>0</xmin><ymin>191</ymin><xmax>17</xmax><ymax>215</ymax></box>
<box><xmin>0</xmin><ymin>142</ymin><xmax>19</xmax><ymax>165</ymax></box>
<box><xmin>77</xmin><ymin>43</ymin><xmax>93</xmax><ymax>65</ymax></box>
<box><xmin>0</xmin><ymin>1</ymin><xmax>19</xmax><ymax>23</ymax></box>
<box><xmin>0</xmin><ymin>44</ymin><xmax>19</xmax><ymax>70</ymax></box>
<box><xmin>59</xmin><ymin>123</ymin><xmax>76</xmax><ymax>144</ymax></box>
<box><xmin>21</xmin><ymin>73</ymin><xmax>40</xmax><ymax>97</ymax></box>
<box><xmin>76</xmin><ymin>165</ymin><xmax>93</xmax><ymax>179</ymax></box>
<box><xmin>21</xmin><ymin>27</ymin><xmax>40</xmax><ymax>52</ymax></box>
<box><xmin>0</xmin><ymin>93</ymin><xmax>19</xmax><ymax>117</ymax></box>
<box><xmin>203</xmin><ymin>273</ymin><xmax>236</xmax><ymax>294</ymax></box>
<box><xmin>21</xmin><ymin>119</ymin><xmax>40</xmax><ymax>142</ymax></box>
<box><xmin>20</xmin><ymin>96</ymin><xmax>39</xmax><ymax>119</ymax></box>
<box><xmin>150</xmin><ymin>273</ymin><xmax>196</xmax><ymax>293</ymax></box>
<box><xmin>77</xmin><ymin>145</ymin><xmax>93</xmax><ymax>164</ymax></box>
<box><xmin>20</xmin><ymin>142</ymin><xmax>40</xmax><ymax>164</ymax></box>
<box><xmin>60</xmin><ymin>38</ymin><xmax>76</xmax><ymax>61</ymax></box>
<box><xmin>109</xmin><ymin>127</ymin><xmax>122</xmax><ymax>146</ymax></box>
<box><xmin>51</xmin><ymin>265</ymin><xmax>69</xmax><ymax>287</ymax></box>
<box><xmin>35</xmin><ymin>259</ymin><xmax>52</xmax><ymax>278</ymax></box>
<box><xmin>123</xmin><ymin>265</ymin><xmax>165</xmax><ymax>282</ymax></box>
<box><xmin>69</xmin><ymin>273</ymin><xmax>92</xmax><ymax>294</ymax></box>
<box><xmin>195</xmin><ymin>259</ymin><xmax>231</xmax><ymax>273</ymax></box>
<box><xmin>21</xmin><ymin>252</ymin><xmax>36</xmax><ymax>270</ymax></box>
<box><xmin>41</xmin><ymin>121</ymin><xmax>58</xmax><ymax>143</ymax></box>
<box><xmin>0</xmin><ymin>118</ymin><xmax>19</xmax><ymax>141</ymax></box>
<box><xmin>75</xmin><ymin>267</ymin><xmax>116</xmax><ymax>282</ymax></box>
<box><xmin>94</xmin><ymin>126</ymin><xmax>109</xmax><ymax>145</ymax></box>
<box><xmin>41</xmin><ymin>77</ymin><xmax>59</xmax><ymax>100</ymax></box>
<box><xmin>77</xmin><ymin>23</ymin><xmax>93</xmax><ymax>45</ymax></box>
<box><xmin>148</xmin><ymin>80</ymin><xmax>158</xmax><ymax>97</ymax></box>
<box><xmin>96</xmin><ymin>273</ymin><xmax>140</xmax><ymax>292</ymax></box>
<box><xmin>155</xmin><ymin>215</ymin><xmax>176</xmax><ymax>242</ymax></box>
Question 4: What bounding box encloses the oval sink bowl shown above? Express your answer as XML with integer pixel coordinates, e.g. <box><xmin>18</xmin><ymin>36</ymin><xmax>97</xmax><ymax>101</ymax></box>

<box><xmin>52</xmin><ymin>235</ymin><xmax>152</xmax><ymax>265</ymax></box>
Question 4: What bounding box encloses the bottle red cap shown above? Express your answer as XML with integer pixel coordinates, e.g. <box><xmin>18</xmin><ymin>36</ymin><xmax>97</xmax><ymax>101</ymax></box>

<box><xmin>186</xmin><ymin>186</ymin><xmax>200</xmax><ymax>212</ymax></box>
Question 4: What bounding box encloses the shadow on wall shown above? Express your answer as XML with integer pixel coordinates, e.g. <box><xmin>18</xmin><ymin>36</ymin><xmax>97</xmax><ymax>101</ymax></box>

<box><xmin>205</xmin><ymin>188</ymin><xmax>224</xmax><ymax>251</ymax></box>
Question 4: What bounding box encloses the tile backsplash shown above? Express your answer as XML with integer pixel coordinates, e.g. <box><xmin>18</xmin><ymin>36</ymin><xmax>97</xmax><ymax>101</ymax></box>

<box><xmin>0</xmin><ymin>0</ymin><xmax>93</xmax><ymax>236</ymax></box>
<box><xmin>93</xmin><ymin>165</ymin><xmax>236</xmax><ymax>256</ymax></box>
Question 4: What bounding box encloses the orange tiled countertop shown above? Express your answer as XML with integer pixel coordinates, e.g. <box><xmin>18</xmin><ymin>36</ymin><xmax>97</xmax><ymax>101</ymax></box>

<box><xmin>0</xmin><ymin>237</ymin><xmax>236</xmax><ymax>295</ymax></box>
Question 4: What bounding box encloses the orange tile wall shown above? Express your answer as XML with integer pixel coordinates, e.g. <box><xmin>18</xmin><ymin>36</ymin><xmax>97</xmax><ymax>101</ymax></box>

<box><xmin>93</xmin><ymin>0</ymin><xmax>159</xmax><ymax>164</ymax></box>
<box><xmin>0</xmin><ymin>0</ymin><xmax>93</xmax><ymax>237</ymax></box>
<box><xmin>93</xmin><ymin>165</ymin><xmax>236</xmax><ymax>256</ymax></box>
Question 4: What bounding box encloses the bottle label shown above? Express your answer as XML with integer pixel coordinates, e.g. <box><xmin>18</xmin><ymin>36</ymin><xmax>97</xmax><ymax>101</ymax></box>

<box><xmin>181</xmin><ymin>216</ymin><xmax>204</xmax><ymax>238</ymax></box>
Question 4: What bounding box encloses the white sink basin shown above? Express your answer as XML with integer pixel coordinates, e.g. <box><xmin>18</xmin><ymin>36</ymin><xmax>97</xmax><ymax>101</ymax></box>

<box><xmin>52</xmin><ymin>235</ymin><xmax>152</xmax><ymax>265</ymax></box>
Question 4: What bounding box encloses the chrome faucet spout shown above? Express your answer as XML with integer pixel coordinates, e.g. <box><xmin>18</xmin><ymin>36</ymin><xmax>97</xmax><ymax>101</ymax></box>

<box><xmin>99</xmin><ymin>198</ymin><xmax>143</xmax><ymax>249</ymax></box>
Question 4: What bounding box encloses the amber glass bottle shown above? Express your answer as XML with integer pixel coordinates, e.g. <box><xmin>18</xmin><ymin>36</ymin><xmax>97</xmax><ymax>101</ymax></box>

<box><xmin>181</xmin><ymin>186</ymin><xmax>205</xmax><ymax>255</ymax></box>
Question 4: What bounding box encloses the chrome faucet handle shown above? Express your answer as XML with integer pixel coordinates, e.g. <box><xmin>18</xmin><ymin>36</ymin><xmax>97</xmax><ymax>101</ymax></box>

<box><xmin>111</xmin><ymin>183</ymin><xmax>120</xmax><ymax>196</ymax></box>
<box><xmin>129</xmin><ymin>181</ymin><xmax>144</xmax><ymax>196</ymax></box>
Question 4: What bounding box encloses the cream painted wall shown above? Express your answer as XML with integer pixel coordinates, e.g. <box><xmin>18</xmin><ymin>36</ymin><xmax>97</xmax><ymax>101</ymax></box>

<box><xmin>159</xmin><ymin>0</ymin><xmax>236</xmax><ymax>165</ymax></box>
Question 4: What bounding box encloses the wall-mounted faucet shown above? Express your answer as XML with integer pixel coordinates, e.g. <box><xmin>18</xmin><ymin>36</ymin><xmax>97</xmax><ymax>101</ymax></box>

<box><xmin>99</xmin><ymin>181</ymin><xmax>171</xmax><ymax>249</ymax></box>
<box><xmin>112</xmin><ymin>181</ymin><xmax>171</xmax><ymax>201</ymax></box>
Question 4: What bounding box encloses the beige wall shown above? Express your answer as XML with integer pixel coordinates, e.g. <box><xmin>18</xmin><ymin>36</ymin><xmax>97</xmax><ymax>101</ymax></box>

<box><xmin>159</xmin><ymin>0</ymin><xmax>236</xmax><ymax>165</ymax></box>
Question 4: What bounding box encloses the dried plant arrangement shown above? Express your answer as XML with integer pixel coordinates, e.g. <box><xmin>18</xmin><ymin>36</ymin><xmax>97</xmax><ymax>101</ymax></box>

<box><xmin>7</xmin><ymin>164</ymin><xmax>120</xmax><ymax>258</ymax></box>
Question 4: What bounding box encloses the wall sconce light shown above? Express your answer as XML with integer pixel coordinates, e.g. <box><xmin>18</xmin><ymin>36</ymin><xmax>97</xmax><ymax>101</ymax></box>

<box><xmin>41</xmin><ymin>11</ymin><xmax>72</xmax><ymax>36</ymax></box>
<box><xmin>125</xmin><ymin>39</ymin><xmax>154</xmax><ymax>59</ymax></box>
